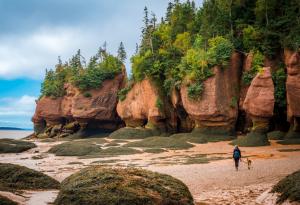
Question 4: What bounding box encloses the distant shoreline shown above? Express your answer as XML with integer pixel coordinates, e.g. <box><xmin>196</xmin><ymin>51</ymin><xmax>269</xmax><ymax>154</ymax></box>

<box><xmin>0</xmin><ymin>127</ymin><xmax>33</xmax><ymax>131</ymax></box>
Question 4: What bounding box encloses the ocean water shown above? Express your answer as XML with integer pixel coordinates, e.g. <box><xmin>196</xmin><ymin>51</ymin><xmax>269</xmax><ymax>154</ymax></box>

<box><xmin>0</xmin><ymin>130</ymin><xmax>33</xmax><ymax>139</ymax></box>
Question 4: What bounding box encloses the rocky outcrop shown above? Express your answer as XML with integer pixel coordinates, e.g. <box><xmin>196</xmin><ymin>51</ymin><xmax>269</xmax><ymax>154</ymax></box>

<box><xmin>285</xmin><ymin>50</ymin><xmax>300</xmax><ymax>138</ymax></box>
<box><xmin>32</xmin><ymin>97</ymin><xmax>63</xmax><ymax>126</ymax></box>
<box><xmin>32</xmin><ymin>73</ymin><xmax>125</xmax><ymax>138</ymax></box>
<box><xmin>116</xmin><ymin>78</ymin><xmax>165</xmax><ymax>130</ymax></box>
<box><xmin>180</xmin><ymin>52</ymin><xmax>242</xmax><ymax>135</ymax></box>
<box><xmin>243</xmin><ymin>67</ymin><xmax>275</xmax><ymax>120</ymax></box>
<box><xmin>236</xmin><ymin>67</ymin><xmax>275</xmax><ymax>146</ymax></box>
<box><xmin>72</xmin><ymin>74</ymin><xmax>124</xmax><ymax>130</ymax></box>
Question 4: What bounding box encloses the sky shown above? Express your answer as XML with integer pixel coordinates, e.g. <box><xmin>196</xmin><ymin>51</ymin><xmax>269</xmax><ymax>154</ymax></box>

<box><xmin>0</xmin><ymin>0</ymin><xmax>202</xmax><ymax>129</ymax></box>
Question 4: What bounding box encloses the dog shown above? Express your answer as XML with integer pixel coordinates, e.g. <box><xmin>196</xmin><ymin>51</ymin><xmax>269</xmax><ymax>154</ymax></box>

<box><xmin>246</xmin><ymin>157</ymin><xmax>252</xmax><ymax>170</ymax></box>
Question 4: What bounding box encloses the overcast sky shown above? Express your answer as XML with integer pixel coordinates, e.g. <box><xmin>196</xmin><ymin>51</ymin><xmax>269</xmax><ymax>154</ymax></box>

<box><xmin>0</xmin><ymin>0</ymin><xmax>202</xmax><ymax>129</ymax></box>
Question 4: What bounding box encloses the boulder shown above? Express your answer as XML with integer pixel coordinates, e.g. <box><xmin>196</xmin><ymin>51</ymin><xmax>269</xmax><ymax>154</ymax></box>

<box><xmin>285</xmin><ymin>50</ymin><xmax>300</xmax><ymax>138</ymax></box>
<box><xmin>54</xmin><ymin>166</ymin><xmax>194</xmax><ymax>205</ymax></box>
<box><xmin>72</xmin><ymin>73</ymin><xmax>124</xmax><ymax>130</ymax></box>
<box><xmin>117</xmin><ymin>78</ymin><xmax>166</xmax><ymax>130</ymax></box>
<box><xmin>180</xmin><ymin>52</ymin><xmax>242</xmax><ymax>135</ymax></box>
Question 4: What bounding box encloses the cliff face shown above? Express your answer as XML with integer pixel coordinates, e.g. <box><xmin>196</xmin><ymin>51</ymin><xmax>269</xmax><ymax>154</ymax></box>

<box><xmin>180</xmin><ymin>52</ymin><xmax>242</xmax><ymax>134</ymax></box>
<box><xmin>32</xmin><ymin>50</ymin><xmax>300</xmax><ymax>140</ymax></box>
<box><xmin>32</xmin><ymin>73</ymin><xmax>125</xmax><ymax>137</ymax></box>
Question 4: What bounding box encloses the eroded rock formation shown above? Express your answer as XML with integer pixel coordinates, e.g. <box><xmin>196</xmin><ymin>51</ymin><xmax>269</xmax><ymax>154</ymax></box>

<box><xmin>180</xmin><ymin>52</ymin><xmax>242</xmax><ymax>135</ymax></box>
<box><xmin>32</xmin><ymin>73</ymin><xmax>125</xmax><ymax>138</ymax></box>
<box><xmin>285</xmin><ymin>50</ymin><xmax>300</xmax><ymax>138</ymax></box>
<box><xmin>116</xmin><ymin>78</ymin><xmax>166</xmax><ymax>130</ymax></box>
<box><xmin>234</xmin><ymin>67</ymin><xmax>275</xmax><ymax>146</ymax></box>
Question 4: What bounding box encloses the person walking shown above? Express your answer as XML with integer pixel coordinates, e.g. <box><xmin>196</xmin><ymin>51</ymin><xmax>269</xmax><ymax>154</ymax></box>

<box><xmin>233</xmin><ymin>145</ymin><xmax>241</xmax><ymax>171</ymax></box>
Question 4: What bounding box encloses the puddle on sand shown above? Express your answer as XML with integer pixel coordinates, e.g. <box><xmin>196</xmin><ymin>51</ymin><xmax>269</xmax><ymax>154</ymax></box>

<box><xmin>25</xmin><ymin>190</ymin><xmax>59</xmax><ymax>205</ymax></box>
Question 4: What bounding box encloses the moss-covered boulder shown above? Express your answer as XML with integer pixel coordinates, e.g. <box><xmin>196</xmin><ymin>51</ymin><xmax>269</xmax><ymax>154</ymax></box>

<box><xmin>271</xmin><ymin>170</ymin><xmax>300</xmax><ymax>204</ymax></box>
<box><xmin>232</xmin><ymin>131</ymin><xmax>270</xmax><ymax>147</ymax></box>
<box><xmin>267</xmin><ymin>131</ymin><xmax>286</xmax><ymax>140</ymax></box>
<box><xmin>109</xmin><ymin>127</ymin><xmax>160</xmax><ymax>139</ymax></box>
<box><xmin>0</xmin><ymin>195</ymin><xmax>18</xmax><ymax>205</ymax></box>
<box><xmin>54</xmin><ymin>166</ymin><xmax>194</xmax><ymax>205</ymax></box>
<box><xmin>0</xmin><ymin>139</ymin><xmax>36</xmax><ymax>153</ymax></box>
<box><xmin>0</xmin><ymin>163</ymin><xmax>60</xmax><ymax>192</ymax></box>
<box><xmin>125</xmin><ymin>136</ymin><xmax>194</xmax><ymax>150</ymax></box>
<box><xmin>49</xmin><ymin>139</ymin><xmax>141</xmax><ymax>157</ymax></box>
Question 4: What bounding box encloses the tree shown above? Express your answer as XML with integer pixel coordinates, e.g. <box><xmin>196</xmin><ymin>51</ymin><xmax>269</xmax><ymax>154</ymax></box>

<box><xmin>117</xmin><ymin>42</ymin><xmax>127</xmax><ymax>62</ymax></box>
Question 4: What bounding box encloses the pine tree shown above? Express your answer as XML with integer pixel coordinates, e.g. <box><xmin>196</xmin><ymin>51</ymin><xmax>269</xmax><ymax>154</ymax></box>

<box><xmin>117</xmin><ymin>42</ymin><xmax>127</xmax><ymax>62</ymax></box>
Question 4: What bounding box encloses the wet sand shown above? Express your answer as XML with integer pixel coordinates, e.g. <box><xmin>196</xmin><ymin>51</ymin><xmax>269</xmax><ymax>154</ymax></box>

<box><xmin>0</xmin><ymin>130</ymin><xmax>33</xmax><ymax>139</ymax></box>
<box><xmin>0</xmin><ymin>139</ymin><xmax>300</xmax><ymax>205</ymax></box>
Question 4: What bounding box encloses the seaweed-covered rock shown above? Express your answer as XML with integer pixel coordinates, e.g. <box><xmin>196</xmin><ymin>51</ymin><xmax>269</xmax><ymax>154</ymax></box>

<box><xmin>268</xmin><ymin>131</ymin><xmax>286</xmax><ymax>140</ymax></box>
<box><xmin>109</xmin><ymin>127</ymin><xmax>160</xmax><ymax>139</ymax></box>
<box><xmin>0</xmin><ymin>139</ymin><xmax>36</xmax><ymax>153</ymax></box>
<box><xmin>232</xmin><ymin>131</ymin><xmax>270</xmax><ymax>147</ymax></box>
<box><xmin>54</xmin><ymin>166</ymin><xmax>194</xmax><ymax>205</ymax></box>
<box><xmin>0</xmin><ymin>163</ymin><xmax>60</xmax><ymax>192</ymax></box>
<box><xmin>0</xmin><ymin>195</ymin><xmax>18</xmax><ymax>205</ymax></box>
<box><xmin>48</xmin><ymin>139</ymin><xmax>140</xmax><ymax>157</ymax></box>
<box><xmin>272</xmin><ymin>170</ymin><xmax>300</xmax><ymax>204</ymax></box>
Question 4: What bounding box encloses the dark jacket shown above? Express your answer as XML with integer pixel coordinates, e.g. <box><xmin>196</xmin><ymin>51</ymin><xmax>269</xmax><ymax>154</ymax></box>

<box><xmin>233</xmin><ymin>147</ymin><xmax>241</xmax><ymax>159</ymax></box>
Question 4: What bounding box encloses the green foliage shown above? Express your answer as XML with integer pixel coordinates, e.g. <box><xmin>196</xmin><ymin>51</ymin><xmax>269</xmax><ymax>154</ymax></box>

<box><xmin>230</xmin><ymin>96</ymin><xmax>238</xmax><ymax>108</ymax></box>
<box><xmin>83</xmin><ymin>92</ymin><xmax>92</xmax><ymax>98</ymax></box>
<box><xmin>272</xmin><ymin>67</ymin><xmax>287</xmax><ymax>108</ymax></box>
<box><xmin>242</xmin><ymin>50</ymin><xmax>264</xmax><ymax>85</ymax></box>
<box><xmin>117</xmin><ymin>42</ymin><xmax>127</xmax><ymax>62</ymax></box>
<box><xmin>207</xmin><ymin>36</ymin><xmax>234</xmax><ymax>67</ymax></box>
<box><xmin>187</xmin><ymin>83</ymin><xmax>203</xmax><ymax>100</ymax></box>
<box><xmin>173</xmin><ymin>32</ymin><xmax>192</xmax><ymax>54</ymax></box>
<box><xmin>40</xmin><ymin>48</ymin><xmax>122</xmax><ymax>97</ymax></box>
<box><xmin>155</xmin><ymin>98</ymin><xmax>163</xmax><ymax>110</ymax></box>
<box><xmin>242</xmin><ymin>25</ymin><xmax>262</xmax><ymax>52</ymax></box>
<box><xmin>118</xmin><ymin>84</ymin><xmax>132</xmax><ymax>101</ymax></box>
<box><xmin>72</xmin><ymin>53</ymin><xmax>122</xmax><ymax>91</ymax></box>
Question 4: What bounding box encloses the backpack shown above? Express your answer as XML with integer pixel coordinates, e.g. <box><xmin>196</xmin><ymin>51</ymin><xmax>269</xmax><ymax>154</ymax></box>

<box><xmin>233</xmin><ymin>149</ymin><xmax>240</xmax><ymax>159</ymax></box>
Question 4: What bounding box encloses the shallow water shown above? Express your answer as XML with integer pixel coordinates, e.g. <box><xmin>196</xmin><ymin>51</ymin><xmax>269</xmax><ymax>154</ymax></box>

<box><xmin>0</xmin><ymin>130</ymin><xmax>33</xmax><ymax>139</ymax></box>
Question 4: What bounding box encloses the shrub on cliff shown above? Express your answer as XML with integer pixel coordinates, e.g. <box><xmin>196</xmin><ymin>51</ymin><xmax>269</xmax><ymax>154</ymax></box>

<box><xmin>0</xmin><ymin>139</ymin><xmax>36</xmax><ymax>153</ymax></box>
<box><xmin>54</xmin><ymin>166</ymin><xmax>194</xmax><ymax>205</ymax></box>
<box><xmin>40</xmin><ymin>46</ymin><xmax>123</xmax><ymax>97</ymax></box>
<box><xmin>0</xmin><ymin>163</ymin><xmax>60</xmax><ymax>192</ymax></box>
<box><xmin>73</xmin><ymin>54</ymin><xmax>122</xmax><ymax>91</ymax></box>
<box><xmin>271</xmin><ymin>170</ymin><xmax>300</xmax><ymax>204</ymax></box>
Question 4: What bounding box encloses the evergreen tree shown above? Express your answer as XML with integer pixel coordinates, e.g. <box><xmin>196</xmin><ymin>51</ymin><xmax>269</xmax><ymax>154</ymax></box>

<box><xmin>117</xmin><ymin>42</ymin><xmax>127</xmax><ymax>62</ymax></box>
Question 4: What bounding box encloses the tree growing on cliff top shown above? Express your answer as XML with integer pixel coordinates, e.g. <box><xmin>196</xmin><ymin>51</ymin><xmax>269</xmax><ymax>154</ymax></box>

<box><xmin>117</xmin><ymin>42</ymin><xmax>127</xmax><ymax>63</ymax></box>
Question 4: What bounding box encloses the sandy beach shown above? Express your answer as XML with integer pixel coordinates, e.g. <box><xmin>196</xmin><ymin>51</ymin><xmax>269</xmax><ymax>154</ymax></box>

<box><xmin>1</xmin><ymin>139</ymin><xmax>300</xmax><ymax>205</ymax></box>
